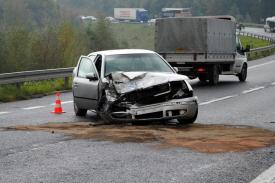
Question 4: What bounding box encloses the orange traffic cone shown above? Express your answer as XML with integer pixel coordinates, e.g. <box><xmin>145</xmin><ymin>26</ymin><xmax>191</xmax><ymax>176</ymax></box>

<box><xmin>51</xmin><ymin>92</ymin><xmax>65</xmax><ymax>114</ymax></box>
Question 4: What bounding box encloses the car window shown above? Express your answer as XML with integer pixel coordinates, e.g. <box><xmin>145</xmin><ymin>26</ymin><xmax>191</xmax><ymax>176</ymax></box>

<box><xmin>78</xmin><ymin>57</ymin><xmax>97</xmax><ymax>78</ymax></box>
<box><xmin>236</xmin><ymin>38</ymin><xmax>244</xmax><ymax>55</ymax></box>
<box><xmin>105</xmin><ymin>53</ymin><xmax>174</xmax><ymax>76</ymax></box>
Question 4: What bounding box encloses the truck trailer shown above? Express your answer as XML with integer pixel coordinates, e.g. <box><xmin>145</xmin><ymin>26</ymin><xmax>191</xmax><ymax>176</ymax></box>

<box><xmin>114</xmin><ymin>8</ymin><xmax>149</xmax><ymax>23</ymax></box>
<box><xmin>155</xmin><ymin>16</ymin><xmax>249</xmax><ymax>85</ymax></box>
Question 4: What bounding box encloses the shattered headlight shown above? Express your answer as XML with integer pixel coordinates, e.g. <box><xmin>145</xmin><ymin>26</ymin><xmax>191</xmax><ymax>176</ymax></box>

<box><xmin>172</xmin><ymin>81</ymin><xmax>193</xmax><ymax>99</ymax></box>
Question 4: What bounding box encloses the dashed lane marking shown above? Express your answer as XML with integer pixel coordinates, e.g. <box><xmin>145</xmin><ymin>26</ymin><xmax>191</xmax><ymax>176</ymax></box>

<box><xmin>272</xmin><ymin>82</ymin><xmax>275</xmax><ymax>86</ymax></box>
<box><xmin>51</xmin><ymin>100</ymin><xmax>73</xmax><ymax>105</ymax></box>
<box><xmin>250</xmin><ymin>163</ymin><xmax>275</xmax><ymax>183</ymax></box>
<box><xmin>0</xmin><ymin>112</ymin><xmax>10</xmax><ymax>115</ymax></box>
<box><xmin>199</xmin><ymin>95</ymin><xmax>236</xmax><ymax>106</ymax></box>
<box><xmin>248</xmin><ymin>60</ymin><xmax>275</xmax><ymax>70</ymax></box>
<box><xmin>242</xmin><ymin>87</ymin><xmax>265</xmax><ymax>94</ymax></box>
<box><xmin>22</xmin><ymin>106</ymin><xmax>46</xmax><ymax>110</ymax></box>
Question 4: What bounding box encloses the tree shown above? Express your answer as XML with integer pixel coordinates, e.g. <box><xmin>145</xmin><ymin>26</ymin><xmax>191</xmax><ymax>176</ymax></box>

<box><xmin>86</xmin><ymin>18</ymin><xmax>118</xmax><ymax>51</ymax></box>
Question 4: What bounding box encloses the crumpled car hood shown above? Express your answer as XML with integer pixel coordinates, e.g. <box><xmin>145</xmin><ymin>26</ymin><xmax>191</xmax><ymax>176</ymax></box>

<box><xmin>109</xmin><ymin>72</ymin><xmax>189</xmax><ymax>94</ymax></box>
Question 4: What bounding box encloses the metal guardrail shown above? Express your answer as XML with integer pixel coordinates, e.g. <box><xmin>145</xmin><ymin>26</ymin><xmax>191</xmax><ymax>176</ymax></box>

<box><xmin>237</xmin><ymin>31</ymin><xmax>275</xmax><ymax>43</ymax></box>
<box><xmin>0</xmin><ymin>67</ymin><xmax>74</xmax><ymax>86</ymax></box>
<box><xmin>242</xmin><ymin>23</ymin><xmax>264</xmax><ymax>28</ymax></box>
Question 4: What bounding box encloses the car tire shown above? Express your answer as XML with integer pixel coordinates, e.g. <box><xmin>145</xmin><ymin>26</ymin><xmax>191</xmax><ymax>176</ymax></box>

<box><xmin>177</xmin><ymin>109</ymin><xmax>198</xmax><ymax>125</ymax></box>
<box><xmin>209</xmin><ymin>65</ymin><xmax>219</xmax><ymax>85</ymax></box>
<box><xmin>238</xmin><ymin>63</ymin><xmax>247</xmax><ymax>82</ymax></box>
<box><xmin>74</xmin><ymin>102</ymin><xmax>87</xmax><ymax>116</ymax></box>
<box><xmin>98</xmin><ymin>97</ymin><xmax>113</xmax><ymax>123</ymax></box>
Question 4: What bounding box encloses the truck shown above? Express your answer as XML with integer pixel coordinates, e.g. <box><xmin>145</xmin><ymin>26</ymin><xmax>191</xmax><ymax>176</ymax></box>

<box><xmin>155</xmin><ymin>16</ymin><xmax>250</xmax><ymax>85</ymax></box>
<box><xmin>114</xmin><ymin>8</ymin><xmax>149</xmax><ymax>23</ymax></box>
<box><xmin>161</xmin><ymin>8</ymin><xmax>192</xmax><ymax>18</ymax></box>
<box><xmin>264</xmin><ymin>16</ymin><xmax>275</xmax><ymax>32</ymax></box>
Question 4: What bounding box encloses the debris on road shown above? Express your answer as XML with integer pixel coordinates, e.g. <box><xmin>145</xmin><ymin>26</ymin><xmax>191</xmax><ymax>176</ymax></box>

<box><xmin>5</xmin><ymin>123</ymin><xmax>275</xmax><ymax>153</ymax></box>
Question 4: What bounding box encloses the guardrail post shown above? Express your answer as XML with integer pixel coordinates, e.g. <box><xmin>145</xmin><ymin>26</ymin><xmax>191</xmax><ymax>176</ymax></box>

<box><xmin>16</xmin><ymin>83</ymin><xmax>21</xmax><ymax>90</ymax></box>
<box><xmin>64</xmin><ymin>77</ymin><xmax>69</xmax><ymax>89</ymax></box>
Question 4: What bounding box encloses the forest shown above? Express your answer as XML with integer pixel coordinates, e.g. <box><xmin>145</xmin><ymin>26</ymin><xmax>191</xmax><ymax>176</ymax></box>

<box><xmin>0</xmin><ymin>0</ymin><xmax>274</xmax><ymax>73</ymax></box>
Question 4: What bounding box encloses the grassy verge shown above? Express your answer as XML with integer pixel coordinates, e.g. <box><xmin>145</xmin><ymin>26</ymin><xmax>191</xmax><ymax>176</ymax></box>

<box><xmin>111</xmin><ymin>23</ymin><xmax>154</xmax><ymax>50</ymax></box>
<box><xmin>247</xmin><ymin>48</ymin><xmax>275</xmax><ymax>61</ymax></box>
<box><xmin>239</xmin><ymin>35</ymin><xmax>271</xmax><ymax>49</ymax></box>
<box><xmin>239</xmin><ymin>35</ymin><xmax>274</xmax><ymax>60</ymax></box>
<box><xmin>0</xmin><ymin>78</ymin><xmax>72</xmax><ymax>102</ymax></box>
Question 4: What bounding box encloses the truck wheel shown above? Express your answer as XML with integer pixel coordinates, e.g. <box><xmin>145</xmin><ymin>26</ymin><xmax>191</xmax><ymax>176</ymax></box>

<box><xmin>177</xmin><ymin>109</ymin><xmax>198</xmax><ymax>125</ymax></box>
<box><xmin>209</xmin><ymin>65</ymin><xmax>219</xmax><ymax>85</ymax></box>
<box><xmin>74</xmin><ymin>102</ymin><xmax>87</xmax><ymax>116</ymax></box>
<box><xmin>238</xmin><ymin>63</ymin><xmax>247</xmax><ymax>82</ymax></box>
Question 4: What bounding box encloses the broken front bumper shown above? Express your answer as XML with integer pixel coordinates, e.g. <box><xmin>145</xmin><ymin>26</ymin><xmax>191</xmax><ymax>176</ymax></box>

<box><xmin>111</xmin><ymin>97</ymin><xmax>198</xmax><ymax>121</ymax></box>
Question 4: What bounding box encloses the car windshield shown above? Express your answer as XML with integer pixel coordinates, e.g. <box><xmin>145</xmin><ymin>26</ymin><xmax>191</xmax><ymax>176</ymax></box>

<box><xmin>267</xmin><ymin>21</ymin><xmax>275</xmax><ymax>28</ymax></box>
<box><xmin>105</xmin><ymin>53</ymin><xmax>173</xmax><ymax>76</ymax></box>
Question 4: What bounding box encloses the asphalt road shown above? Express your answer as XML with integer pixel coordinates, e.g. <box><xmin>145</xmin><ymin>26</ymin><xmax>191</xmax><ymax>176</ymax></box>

<box><xmin>1</xmin><ymin>54</ymin><xmax>275</xmax><ymax>182</ymax></box>
<box><xmin>242</xmin><ymin>27</ymin><xmax>275</xmax><ymax>39</ymax></box>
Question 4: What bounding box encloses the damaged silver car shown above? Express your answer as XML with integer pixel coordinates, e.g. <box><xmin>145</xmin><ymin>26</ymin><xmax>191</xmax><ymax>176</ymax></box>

<box><xmin>72</xmin><ymin>49</ymin><xmax>198</xmax><ymax>124</ymax></box>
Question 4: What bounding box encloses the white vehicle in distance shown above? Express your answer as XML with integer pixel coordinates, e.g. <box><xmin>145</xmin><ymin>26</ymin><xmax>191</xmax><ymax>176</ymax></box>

<box><xmin>72</xmin><ymin>49</ymin><xmax>198</xmax><ymax>124</ymax></box>
<box><xmin>81</xmin><ymin>16</ymin><xmax>97</xmax><ymax>21</ymax></box>
<box><xmin>105</xmin><ymin>16</ymin><xmax>119</xmax><ymax>23</ymax></box>
<box><xmin>264</xmin><ymin>16</ymin><xmax>275</xmax><ymax>32</ymax></box>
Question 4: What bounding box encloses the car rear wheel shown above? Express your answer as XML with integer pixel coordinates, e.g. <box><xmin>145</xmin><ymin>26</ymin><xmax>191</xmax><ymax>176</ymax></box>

<box><xmin>177</xmin><ymin>109</ymin><xmax>198</xmax><ymax>125</ymax></box>
<box><xmin>238</xmin><ymin>63</ymin><xmax>247</xmax><ymax>82</ymax></box>
<box><xmin>74</xmin><ymin>102</ymin><xmax>87</xmax><ymax>116</ymax></box>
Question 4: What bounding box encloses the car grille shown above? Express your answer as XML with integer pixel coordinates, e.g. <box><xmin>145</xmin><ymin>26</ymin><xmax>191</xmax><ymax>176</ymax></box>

<box><xmin>123</xmin><ymin>82</ymin><xmax>185</xmax><ymax>105</ymax></box>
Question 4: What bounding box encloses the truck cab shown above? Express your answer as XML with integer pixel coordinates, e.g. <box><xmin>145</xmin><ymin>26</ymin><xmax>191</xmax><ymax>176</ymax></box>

<box><xmin>264</xmin><ymin>17</ymin><xmax>275</xmax><ymax>33</ymax></box>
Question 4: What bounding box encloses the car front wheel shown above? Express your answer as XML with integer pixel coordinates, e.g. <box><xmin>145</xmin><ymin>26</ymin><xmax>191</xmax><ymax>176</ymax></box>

<box><xmin>238</xmin><ymin>63</ymin><xmax>247</xmax><ymax>82</ymax></box>
<box><xmin>177</xmin><ymin>109</ymin><xmax>198</xmax><ymax>125</ymax></box>
<box><xmin>74</xmin><ymin>102</ymin><xmax>87</xmax><ymax>116</ymax></box>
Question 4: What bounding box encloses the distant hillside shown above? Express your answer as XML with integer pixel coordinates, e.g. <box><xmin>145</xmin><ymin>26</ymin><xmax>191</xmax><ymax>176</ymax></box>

<box><xmin>0</xmin><ymin>0</ymin><xmax>58</xmax><ymax>28</ymax></box>
<box><xmin>57</xmin><ymin>0</ymin><xmax>275</xmax><ymax>23</ymax></box>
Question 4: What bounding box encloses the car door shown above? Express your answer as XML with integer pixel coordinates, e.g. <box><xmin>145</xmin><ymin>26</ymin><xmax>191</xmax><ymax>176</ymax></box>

<box><xmin>234</xmin><ymin>37</ymin><xmax>247</xmax><ymax>73</ymax></box>
<box><xmin>73</xmin><ymin>56</ymin><xmax>99</xmax><ymax>110</ymax></box>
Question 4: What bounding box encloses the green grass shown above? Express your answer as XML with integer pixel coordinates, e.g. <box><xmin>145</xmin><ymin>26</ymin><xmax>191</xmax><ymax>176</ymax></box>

<box><xmin>111</xmin><ymin>23</ymin><xmax>154</xmax><ymax>50</ymax></box>
<box><xmin>247</xmin><ymin>48</ymin><xmax>275</xmax><ymax>61</ymax></box>
<box><xmin>0</xmin><ymin>78</ymin><xmax>72</xmax><ymax>102</ymax></box>
<box><xmin>239</xmin><ymin>35</ymin><xmax>271</xmax><ymax>49</ymax></box>
<box><xmin>239</xmin><ymin>35</ymin><xmax>274</xmax><ymax>60</ymax></box>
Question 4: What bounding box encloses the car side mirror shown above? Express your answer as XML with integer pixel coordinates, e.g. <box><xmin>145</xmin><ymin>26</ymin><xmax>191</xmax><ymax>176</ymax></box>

<box><xmin>86</xmin><ymin>73</ymin><xmax>98</xmax><ymax>81</ymax></box>
<box><xmin>173</xmin><ymin>67</ymin><xmax>179</xmax><ymax>73</ymax></box>
<box><xmin>244</xmin><ymin>45</ymin><xmax>250</xmax><ymax>52</ymax></box>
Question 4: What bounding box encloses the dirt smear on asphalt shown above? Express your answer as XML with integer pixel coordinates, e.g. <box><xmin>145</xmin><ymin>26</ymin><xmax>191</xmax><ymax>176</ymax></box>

<box><xmin>6</xmin><ymin>122</ymin><xmax>275</xmax><ymax>153</ymax></box>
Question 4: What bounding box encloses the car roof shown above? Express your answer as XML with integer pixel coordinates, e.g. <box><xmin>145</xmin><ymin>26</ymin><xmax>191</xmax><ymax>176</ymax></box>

<box><xmin>87</xmin><ymin>49</ymin><xmax>155</xmax><ymax>57</ymax></box>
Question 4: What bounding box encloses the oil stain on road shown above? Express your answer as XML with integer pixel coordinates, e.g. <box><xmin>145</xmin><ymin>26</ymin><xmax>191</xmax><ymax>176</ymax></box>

<box><xmin>4</xmin><ymin>122</ymin><xmax>275</xmax><ymax>153</ymax></box>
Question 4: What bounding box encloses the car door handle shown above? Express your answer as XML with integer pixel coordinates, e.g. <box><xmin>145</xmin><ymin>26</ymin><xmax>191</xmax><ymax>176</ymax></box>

<box><xmin>73</xmin><ymin>83</ymin><xmax>79</xmax><ymax>88</ymax></box>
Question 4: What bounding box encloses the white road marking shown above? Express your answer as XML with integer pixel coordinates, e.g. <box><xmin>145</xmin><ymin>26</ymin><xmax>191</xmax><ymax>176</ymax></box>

<box><xmin>51</xmin><ymin>100</ymin><xmax>73</xmax><ymax>105</ymax></box>
<box><xmin>248</xmin><ymin>60</ymin><xmax>275</xmax><ymax>70</ymax></box>
<box><xmin>199</xmin><ymin>95</ymin><xmax>236</xmax><ymax>106</ymax></box>
<box><xmin>0</xmin><ymin>112</ymin><xmax>9</xmax><ymax>115</ymax></box>
<box><xmin>22</xmin><ymin>106</ymin><xmax>45</xmax><ymax>110</ymax></box>
<box><xmin>61</xmin><ymin>101</ymin><xmax>73</xmax><ymax>104</ymax></box>
<box><xmin>250</xmin><ymin>163</ymin><xmax>275</xmax><ymax>183</ymax></box>
<box><xmin>272</xmin><ymin>82</ymin><xmax>275</xmax><ymax>85</ymax></box>
<box><xmin>242</xmin><ymin>87</ymin><xmax>265</xmax><ymax>94</ymax></box>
